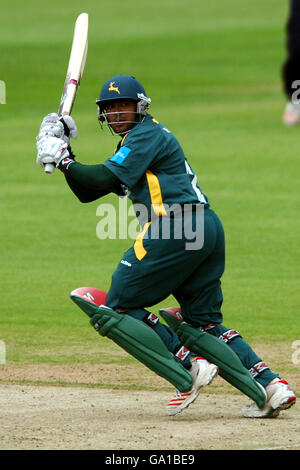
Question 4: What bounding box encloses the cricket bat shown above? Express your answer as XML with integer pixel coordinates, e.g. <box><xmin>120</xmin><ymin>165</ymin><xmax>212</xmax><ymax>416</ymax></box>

<box><xmin>44</xmin><ymin>12</ymin><xmax>89</xmax><ymax>174</ymax></box>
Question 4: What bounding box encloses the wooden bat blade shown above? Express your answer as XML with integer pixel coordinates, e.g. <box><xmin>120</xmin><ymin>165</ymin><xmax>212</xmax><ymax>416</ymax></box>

<box><xmin>58</xmin><ymin>12</ymin><xmax>89</xmax><ymax>116</ymax></box>
<box><xmin>45</xmin><ymin>13</ymin><xmax>88</xmax><ymax>174</ymax></box>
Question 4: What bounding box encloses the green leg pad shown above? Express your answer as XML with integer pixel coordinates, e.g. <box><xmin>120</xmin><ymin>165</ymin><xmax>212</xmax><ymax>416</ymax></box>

<box><xmin>70</xmin><ymin>294</ymin><xmax>193</xmax><ymax>393</ymax></box>
<box><xmin>160</xmin><ymin>310</ymin><xmax>266</xmax><ymax>408</ymax></box>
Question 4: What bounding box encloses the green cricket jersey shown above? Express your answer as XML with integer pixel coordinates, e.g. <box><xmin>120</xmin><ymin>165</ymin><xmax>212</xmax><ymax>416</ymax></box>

<box><xmin>104</xmin><ymin>114</ymin><xmax>209</xmax><ymax>220</ymax></box>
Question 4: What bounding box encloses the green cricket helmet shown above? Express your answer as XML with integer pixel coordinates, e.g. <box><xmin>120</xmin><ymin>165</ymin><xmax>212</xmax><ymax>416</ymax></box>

<box><xmin>96</xmin><ymin>75</ymin><xmax>151</xmax><ymax>131</ymax></box>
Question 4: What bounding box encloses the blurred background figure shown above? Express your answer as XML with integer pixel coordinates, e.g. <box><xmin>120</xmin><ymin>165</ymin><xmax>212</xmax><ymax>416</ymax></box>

<box><xmin>282</xmin><ymin>0</ymin><xmax>300</xmax><ymax>124</ymax></box>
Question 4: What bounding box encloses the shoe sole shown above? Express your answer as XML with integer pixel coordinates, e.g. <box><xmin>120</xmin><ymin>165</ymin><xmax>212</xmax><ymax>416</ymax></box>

<box><xmin>268</xmin><ymin>395</ymin><xmax>297</xmax><ymax>418</ymax></box>
<box><xmin>166</xmin><ymin>364</ymin><xmax>218</xmax><ymax>416</ymax></box>
<box><xmin>243</xmin><ymin>395</ymin><xmax>296</xmax><ymax>418</ymax></box>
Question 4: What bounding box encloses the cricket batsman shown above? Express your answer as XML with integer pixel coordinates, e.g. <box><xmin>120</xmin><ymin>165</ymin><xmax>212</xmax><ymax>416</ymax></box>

<box><xmin>36</xmin><ymin>75</ymin><xmax>296</xmax><ymax>417</ymax></box>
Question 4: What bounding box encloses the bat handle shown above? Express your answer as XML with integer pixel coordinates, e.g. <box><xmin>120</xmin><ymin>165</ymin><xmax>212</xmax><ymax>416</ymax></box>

<box><xmin>44</xmin><ymin>163</ymin><xmax>55</xmax><ymax>174</ymax></box>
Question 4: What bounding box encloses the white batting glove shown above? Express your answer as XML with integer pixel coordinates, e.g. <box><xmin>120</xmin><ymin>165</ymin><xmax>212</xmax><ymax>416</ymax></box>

<box><xmin>36</xmin><ymin>113</ymin><xmax>77</xmax><ymax>146</ymax></box>
<box><xmin>36</xmin><ymin>136</ymin><xmax>70</xmax><ymax>168</ymax></box>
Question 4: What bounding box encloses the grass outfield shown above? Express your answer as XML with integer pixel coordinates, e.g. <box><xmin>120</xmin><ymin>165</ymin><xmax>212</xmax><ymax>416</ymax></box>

<box><xmin>0</xmin><ymin>1</ymin><xmax>299</xmax><ymax>379</ymax></box>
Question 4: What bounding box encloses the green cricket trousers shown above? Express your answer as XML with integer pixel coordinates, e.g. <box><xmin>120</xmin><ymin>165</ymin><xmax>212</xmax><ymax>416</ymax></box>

<box><xmin>105</xmin><ymin>206</ymin><xmax>277</xmax><ymax>386</ymax></box>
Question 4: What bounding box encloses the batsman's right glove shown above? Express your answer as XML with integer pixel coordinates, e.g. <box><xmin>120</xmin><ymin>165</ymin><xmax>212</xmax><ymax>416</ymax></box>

<box><xmin>36</xmin><ymin>112</ymin><xmax>77</xmax><ymax>147</ymax></box>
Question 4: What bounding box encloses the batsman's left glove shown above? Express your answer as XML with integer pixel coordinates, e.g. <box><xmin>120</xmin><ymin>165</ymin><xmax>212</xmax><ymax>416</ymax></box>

<box><xmin>36</xmin><ymin>136</ymin><xmax>74</xmax><ymax>170</ymax></box>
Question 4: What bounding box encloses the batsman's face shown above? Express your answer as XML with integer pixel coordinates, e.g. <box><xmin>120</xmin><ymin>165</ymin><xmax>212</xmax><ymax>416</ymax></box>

<box><xmin>105</xmin><ymin>100</ymin><xmax>137</xmax><ymax>135</ymax></box>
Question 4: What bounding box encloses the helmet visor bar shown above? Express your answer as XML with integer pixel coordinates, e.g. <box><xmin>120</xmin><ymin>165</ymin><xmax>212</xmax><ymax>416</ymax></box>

<box><xmin>97</xmin><ymin>108</ymin><xmax>143</xmax><ymax>135</ymax></box>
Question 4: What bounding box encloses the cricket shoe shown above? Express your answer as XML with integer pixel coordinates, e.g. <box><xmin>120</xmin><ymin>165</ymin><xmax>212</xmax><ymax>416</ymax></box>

<box><xmin>283</xmin><ymin>101</ymin><xmax>300</xmax><ymax>125</ymax></box>
<box><xmin>242</xmin><ymin>378</ymin><xmax>296</xmax><ymax>418</ymax></box>
<box><xmin>166</xmin><ymin>357</ymin><xmax>218</xmax><ymax>416</ymax></box>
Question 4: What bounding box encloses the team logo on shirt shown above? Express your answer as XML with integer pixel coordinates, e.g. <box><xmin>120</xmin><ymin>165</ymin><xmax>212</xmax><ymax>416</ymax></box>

<box><xmin>108</xmin><ymin>81</ymin><xmax>120</xmax><ymax>94</ymax></box>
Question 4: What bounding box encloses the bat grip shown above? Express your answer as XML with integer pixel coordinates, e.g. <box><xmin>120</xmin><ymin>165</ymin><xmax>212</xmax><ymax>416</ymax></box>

<box><xmin>44</xmin><ymin>163</ymin><xmax>55</xmax><ymax>174</ymax></box>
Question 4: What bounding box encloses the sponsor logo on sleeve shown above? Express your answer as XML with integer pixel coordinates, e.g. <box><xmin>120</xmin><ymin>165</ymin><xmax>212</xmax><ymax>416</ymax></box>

<box><xmin>110</xmin><ymin>146</ymin><xmax>132</xmax><ymax>165</ymax></box>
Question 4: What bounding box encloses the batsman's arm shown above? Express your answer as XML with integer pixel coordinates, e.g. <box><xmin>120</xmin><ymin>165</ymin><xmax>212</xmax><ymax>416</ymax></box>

<box><xmin>61</xmin><ymin>161</ymin><xmax>125</xmax><ymax>202</ymax></box>
<box><xmin>64</xmin><ymin>173</ymin><xmax>109</xmax><ymax>202</ymax></box>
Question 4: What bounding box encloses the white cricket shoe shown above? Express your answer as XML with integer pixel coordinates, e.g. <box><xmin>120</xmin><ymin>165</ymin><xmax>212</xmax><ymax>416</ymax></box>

<box><xmin>283</xmin><ymin>101</ymin><xmax>300</xmax><ymax>125</ymax></box>
<box><xmin>166</xmin><ymin>357</ymin><xmax>218</xmax><ymax>416</ymax></box>
<box><xmin>242</xmin><ymin>378</ymin><xmax>296</xmax><ymax>418</ymax></box>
